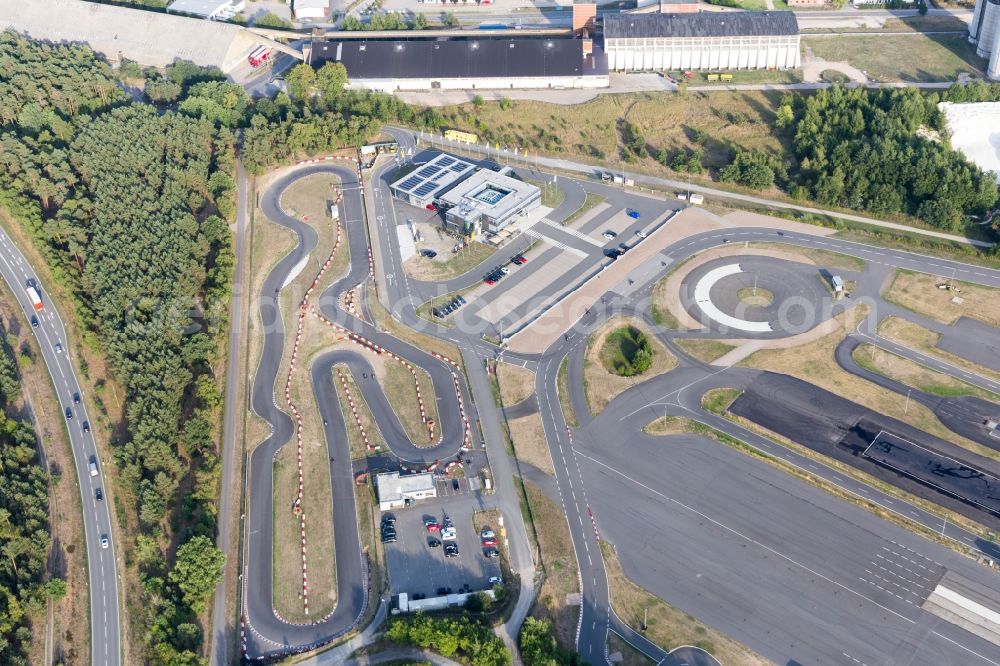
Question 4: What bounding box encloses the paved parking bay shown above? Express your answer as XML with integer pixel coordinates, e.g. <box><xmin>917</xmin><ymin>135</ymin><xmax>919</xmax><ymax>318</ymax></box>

<box><xmin>382</xmin><ymin>494</ymin><xmax>502</xmax><ymax>599</ymax></box>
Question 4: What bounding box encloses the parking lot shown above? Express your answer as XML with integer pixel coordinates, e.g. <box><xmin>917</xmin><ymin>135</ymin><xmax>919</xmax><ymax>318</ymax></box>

<box><xmin>382</xmin><ymin>494</ymin><xmax>503</xmax><ymax>599</ymax></box>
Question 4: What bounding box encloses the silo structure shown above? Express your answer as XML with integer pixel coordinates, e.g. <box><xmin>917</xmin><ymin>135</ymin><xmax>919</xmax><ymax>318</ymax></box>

<box><xmin>990</xmin><ymin>39</ymin><xmax>1000</xmax><ymax>79</ymax></box>
<box><xmin>971</xmin><ymin>0</ymin><xmax>986</xmax><ymax>41</ymax></box>
<box><xmin>976</xmin><ymin>0</ymin><xmax>1000</xmax><ymax>60</ymax></box>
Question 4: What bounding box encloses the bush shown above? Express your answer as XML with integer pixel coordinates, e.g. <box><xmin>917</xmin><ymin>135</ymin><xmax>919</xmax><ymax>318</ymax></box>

<box><xmin>601</xmin><ymin>326</ymin><xmax>655</xmax><ymax>377</ymax></box>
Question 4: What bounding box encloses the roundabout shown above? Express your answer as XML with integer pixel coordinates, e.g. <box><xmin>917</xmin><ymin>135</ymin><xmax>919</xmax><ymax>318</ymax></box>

<box><xmin>682</xmin><ymin>256</ymin><xmax>836</xmax><ymax>337</ymax></box>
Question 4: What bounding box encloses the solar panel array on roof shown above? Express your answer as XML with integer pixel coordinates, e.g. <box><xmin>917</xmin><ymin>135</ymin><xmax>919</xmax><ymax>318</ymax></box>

<box><xmin>389</xmin><ymin>152</ymin><xmax>478</xmax><ymax>204</ymax></box>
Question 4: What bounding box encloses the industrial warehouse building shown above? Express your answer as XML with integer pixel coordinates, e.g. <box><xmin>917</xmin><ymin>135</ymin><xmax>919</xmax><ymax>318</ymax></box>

<box><xmin>439</xmin><ymin>167</ymin><xmax>541</xmax><ymax>236</ymax></box>
<box><xmin>970</xmin><ymin>0</ymin><xmax>1000</xmax><ymax>80</ymax></box>
<box><xmin>293</xmin><ymin>0</ymin><xmax>331</xmax><ymax>20</ymax></box>
<box><xmin>603</xmin><ymin>11</ymin><xmax>801</xmax><ymax>72</ymax></box>
<box><xmin>389</xmin><ymin>153</ymin><xmax>478</xmax><ymax>209</ymax></box>
<box><xmin>308</xmin><ymin>38</ymin><xmax>610</xmax><ymax>91</ymax></box>
<box><xmin>376</xmin><ymin>472</ymin><xmax>437</xmax><ymax>511</ymax></box>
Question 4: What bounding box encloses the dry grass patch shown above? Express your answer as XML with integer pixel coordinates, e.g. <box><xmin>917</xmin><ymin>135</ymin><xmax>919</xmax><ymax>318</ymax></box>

<box><xmin>556</xmin><ymin>356</ymin><xmax>578</xmax><ymax>428</ymax></box>
<box><xmin>884</xmin><ymin>269</ymin><xmax>1000</xmax><ymax>326</ymax></box>
<box><xmin>585</xmin><ymin>317</ymin><xmax>677</xmax><ymax>414</ymax></box>
<box><xmin>853</xmin><ymin>344</ymin><xmax>1000</xmax><ymax>402</ymax></box>
<box><xmin>404</xmin><ymin>241</ymin><xmax>497</xmax><ymax>281</ymax></box>
<box><xmin>878</xmin><ymin>316</ymin><xmax>1000</xmax><ymax>384</ymax></box>
<box><xmin>508</xmin><ymin>412</ymin><xmax>555</xmax><ymax>476</ymax></box>
<box><xmin>367</xmin><ymin>284</ymin><xmax>463</xmax><ymax>364</ymax></box>
<box><xmin>281</xmin><ymin>172</ymin><xmax>341</xmax><ymax>223</ymax></box>
<box><xmin>381</xmin><ymin>361</ymin><xmax>439</xmax><ymax>447</ymax></box>
<box><xmin>803</xmin><ymin>34</ymin><xmax>985</xmax><ymax>83</ymax></box>
<box><xmin>333</xmin><ymin>365</ymin><xmax>387</xmax><ymax>460</ymax></box>
<box><xmin>602</xmin><ymin>541</ymin><xmax>769</xmax><ymax>666</ymax></box>
<box><xmin>739</xmin><ymin>306</ymin><xmax>1000</xmax><ymax>462</ymax></box>
<box><xmin>525</xmin><ymin>480</ymin><xmax>581</xmax><ymax>652</ymax></box>
<box><xmin>438</xmin><ymin>91</ymin><xmax>786</xmax><ymax>180</ymax></box>
<box><xmin>607</xmin><ymin>632</ymin><xmax>656</xmax><ymax>666</ymax></box>
<box><xmin>673</xmin><ymin>339</ymin><xmax>736</xmax><ymax>364</ymax></box>
<box><xmin>497</xmin><ymin>362</ymin><xmax>535</xmax><ymax>406</ymax></box>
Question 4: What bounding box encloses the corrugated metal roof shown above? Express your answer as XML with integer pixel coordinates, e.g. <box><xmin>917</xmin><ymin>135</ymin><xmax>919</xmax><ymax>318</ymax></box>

<box><xmin>311</xmin><ymin>38</ymin><xmax>598</xmax><ymax>79</ymax></box>
<box><xmin>604</xmin><ymin>11</ymin><xmax>799</xmax><ymax>39</ymax></box>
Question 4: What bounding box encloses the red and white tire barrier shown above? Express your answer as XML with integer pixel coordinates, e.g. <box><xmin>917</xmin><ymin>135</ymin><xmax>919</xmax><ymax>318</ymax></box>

<box><xmin>587</xmin><ymin>505</ymin><xmax>601</xmax><ymax>543</ymax></box>
<box><xmin>367</xmin><ymin>248</ymin><xmax>375</xmax><ymax>280</ymax></box>
<box><xmin>292</xmin><ymin>155</ymin><xmax>358</xmax><ymax>166</ymax></box>
<box><xmin>280</xmin><ymin>215</ymin><xmax>344</xmax><ymax>617</ymax></box>
<box><xmin>432</xmin><ymin>351</ymin><xmax>461</xmax><ymax>370</ymax></box>
<box><xmin>336</xmin><ymin>368</ymin><xmax>381</xmax><ymax>453</ymax></box>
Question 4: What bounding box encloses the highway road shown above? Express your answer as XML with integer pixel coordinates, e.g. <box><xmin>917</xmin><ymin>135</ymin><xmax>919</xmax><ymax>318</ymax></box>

<box><xmin>0</xmin><ymin>227</ymin><xmax>121</xmax><ymax>666</ymax></box>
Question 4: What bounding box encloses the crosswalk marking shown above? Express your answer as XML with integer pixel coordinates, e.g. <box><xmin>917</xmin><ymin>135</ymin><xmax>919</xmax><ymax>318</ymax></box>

<box><xmin>537</xmin><ymin>217</ymin><xmax>603</xmax><ymax>247</ymax></box>
<box><xmin>524</xmin><ymin>228</ymin><xmax>589</xmax><ymax>258</ymax></box>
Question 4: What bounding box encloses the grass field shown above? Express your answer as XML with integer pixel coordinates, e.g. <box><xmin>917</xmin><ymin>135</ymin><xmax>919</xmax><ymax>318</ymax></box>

<box><xmin>334</xmin><ymin>365</ymin><xmax>386</xmax><ymax>460</ymax></box>
<box><xmin>524</xmin><ymin>176</ymin><xmax>566</xmax><ymax>209</ymax></box>
<box><xmin>497</xmin><ymin>362</ymin><xmax>535</xmax><ymax>406</ymax></box>
<box><xmin>585</xmin><ymin>318</ymin><xmax>677</xmax><ymax>414</ymax></box>
<box><xmin>601</xmin><ymin>542</ymin><xmax>769</xmax><ymax>666</ymax></box>
<box><xmin>878</xmin><ymin>316</ymin><xmax>1000</xmax><ymax>384</ymax></box>
<box><xmin>525</xmin><ymin>480</ymin><xmax>581</xmax><ymax>652</ymax></box>
<box><xmin>404</xmin><ymin>241</ymin><xmax>497</xmax><ymax>281</ymax></box>
<box><xmin>883</xmin><ymin>269</ymin><xmax>1000</xmax><ymax>327</ymax></box>
<box><xmin>382</xmin><ymin>361</ymin><xmax>439</xmax><ymax>447</ymax></box>
<box><xmin>435</xmin><ymin>90</ymin><xmax>787</xmax><ymax>183</ymax></box>
<box><xmin>673</xmin><ymin>339</ymin><xmax>736</xmax><ymax>365</ymax></box>
<box><xmin>607</xmin><ymin>632</ymin><xmax>655</xmax><ymax>666</ymax></box>
<box><xmin>852</xmin><ymin>343</ymin><xmax>1000</xmax><ymax>402</ymax></box>
<box><xmin>557</xmin><ymin>356</ymin><xmax>579</xmax><ymax>428</ymax></box>
<box><xmin>803</xmin><ymin>34</ymin><xmax>986</xmax><ymax>82</ymax></box>
<box><xmin>282</xmin><ymin>172</ymin><xmax>340</xmax><ymax>223</ymax></box>
<box><xmin>740</xmin><ymin>307</ymin><xmax>1000</xmax><ymax>463</ymax></box>
<box><xmin>367</xmin><ymin>284</ymin><xmax>464</xmax><ymax>363</ymax></box>
<box><xmin>509</xmin><ymin>412</ymin><xmax>555</xmax><ymax>476</ymax></box>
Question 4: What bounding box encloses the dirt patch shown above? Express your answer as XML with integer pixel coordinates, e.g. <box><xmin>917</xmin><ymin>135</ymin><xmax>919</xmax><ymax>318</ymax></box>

<box><xmin>607</xmin><ymin>631</ymin><xmax>656</xmax><ymax>666</ymax></box>
<box><xmin>740</xmin><ymin>307</ymin><xmax>1000</xmax><ymax>463</ymax></box>
<box><xmin>508</xmin><ymin>412</ymin><xmax>554</xmax><ymax>476</ymax></box>
<box><xmin>878</xmin><ymin>316</ymin><xmax>1000</xmax><ymax>384</ymax></box>
<box><xmin>497</xmin><ymin>362</ymin><xmax>535</xmax><ymax>407</ymax></box>
<box><xmin>601</xmin><ymin>541</ymin><xmax>769</xmax><ymax>666</ymax></box>
<box><xmin>585</xmin><ymin>317</ymin><xmax>676</xmax><ymax>415</ymax></box>
<box><xmin>884</xmin><ymin>269</ymin><xmax>1000</xmax><ymax>327</ymax></box>
<box><xmin>525</xmin><ymin>480</ymin><xmax>581</xmax><ymax>652</ymax></box>
<box><xmin>853</xmin><ymin>343</ymin><xmax>1000</xmax><ymax>402</ymax></box>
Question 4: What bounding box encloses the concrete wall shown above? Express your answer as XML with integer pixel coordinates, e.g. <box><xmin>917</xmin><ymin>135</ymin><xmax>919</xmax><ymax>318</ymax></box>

<box><xmin>346</xmin><ymin>74</ymin><xmax>610</xmax><ymax>93</ymax></box>
<box><xmin>606</xmin><ymin>35</ymin><xmax>801</xmax><ymax>71</ymax></box>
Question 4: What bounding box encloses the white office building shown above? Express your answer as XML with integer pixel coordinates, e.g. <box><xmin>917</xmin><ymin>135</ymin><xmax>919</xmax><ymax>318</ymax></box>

<box><xmin>376</xmin><ymin>472</ymin><xmax>437</xmax><ymax>511</ymax></box>
<box><xmin>438</xmin><ymin>167</ymin><xmax>541</xmax><ymax>237</ymax></box>
<box><xmin>603</xmin><ymin>11</ymin><xmax>801</xmax><ymax>72</ymax></box>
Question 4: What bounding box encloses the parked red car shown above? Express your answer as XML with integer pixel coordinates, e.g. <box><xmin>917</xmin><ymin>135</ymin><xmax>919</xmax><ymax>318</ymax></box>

<box><xmin>481</xmin><ymin>538</ymin><xmax>498</xmax><ymax>547</ymax></box>
<box><xmin>425</xmin><ymin>521</ymin><xmax>441</xmax><ymax>533</ymax></box>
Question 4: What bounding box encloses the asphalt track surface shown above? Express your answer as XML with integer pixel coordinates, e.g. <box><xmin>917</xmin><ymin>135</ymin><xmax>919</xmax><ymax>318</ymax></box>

<box><xmin>243</xmin><ymin>163</ymin><xmax>477</xmax><ymax>659</ymax></box>
<box><xmin>0</xmin><ymin>228</ymin><xmax>121</xmax><ymax>666</ymax></box>
<box><xmin>243</xmin><ymin>143</ymin><xmax>1000</xmax><ymax>665</ymax></box>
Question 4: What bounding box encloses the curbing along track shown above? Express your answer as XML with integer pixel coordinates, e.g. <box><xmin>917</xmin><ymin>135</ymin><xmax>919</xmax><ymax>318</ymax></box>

<box><xmin>242</xmin><ymin>162</ymin><xmax>476</xmax><ymax>660</ymax></box>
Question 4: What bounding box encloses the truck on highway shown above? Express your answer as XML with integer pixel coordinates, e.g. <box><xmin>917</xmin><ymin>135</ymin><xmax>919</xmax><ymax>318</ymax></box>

<box><xmin>89</xmin><ymin>456</ymin><xmax>99</xmax><ymax>477</ymax></box>
<box><xmin>26</xmin><ymin>284</ymin><xmax>43</xmax><ymax>311</ymax></box>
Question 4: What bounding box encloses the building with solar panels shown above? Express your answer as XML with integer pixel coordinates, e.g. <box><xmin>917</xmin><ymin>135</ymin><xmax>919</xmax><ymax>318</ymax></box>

<box><xmin>389</xmin><ymin>153</ymin><xmax>478</xmax><ymax>209</ymax></box>
<box><xmin>308</xmin><ymin>38</ymin><xmax>609</xmax><ymax>92</ymax></box>
<box><xmin>438</xmin><ymin>167</ymin><xmax>541</xmax><ymax>237</ymax></box>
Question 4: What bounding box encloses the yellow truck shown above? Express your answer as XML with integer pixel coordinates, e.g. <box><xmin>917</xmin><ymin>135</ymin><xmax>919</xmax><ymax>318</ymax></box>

<box><xmin>444</xmin><ymin>129</ymin><xmax>478</xmax><ymax>144</ymax></box>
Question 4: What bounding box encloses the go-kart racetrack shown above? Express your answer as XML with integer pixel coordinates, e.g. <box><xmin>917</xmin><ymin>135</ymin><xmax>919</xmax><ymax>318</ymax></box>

<box><xmin>240</xmin><ymin>142</ymin><xmax>1000</xmax><ymax>666</ymax></box>
<box><xmin>243</xmin><ymin>163</ymin><xmax>475</xmax><ymax>659</ymax></box>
